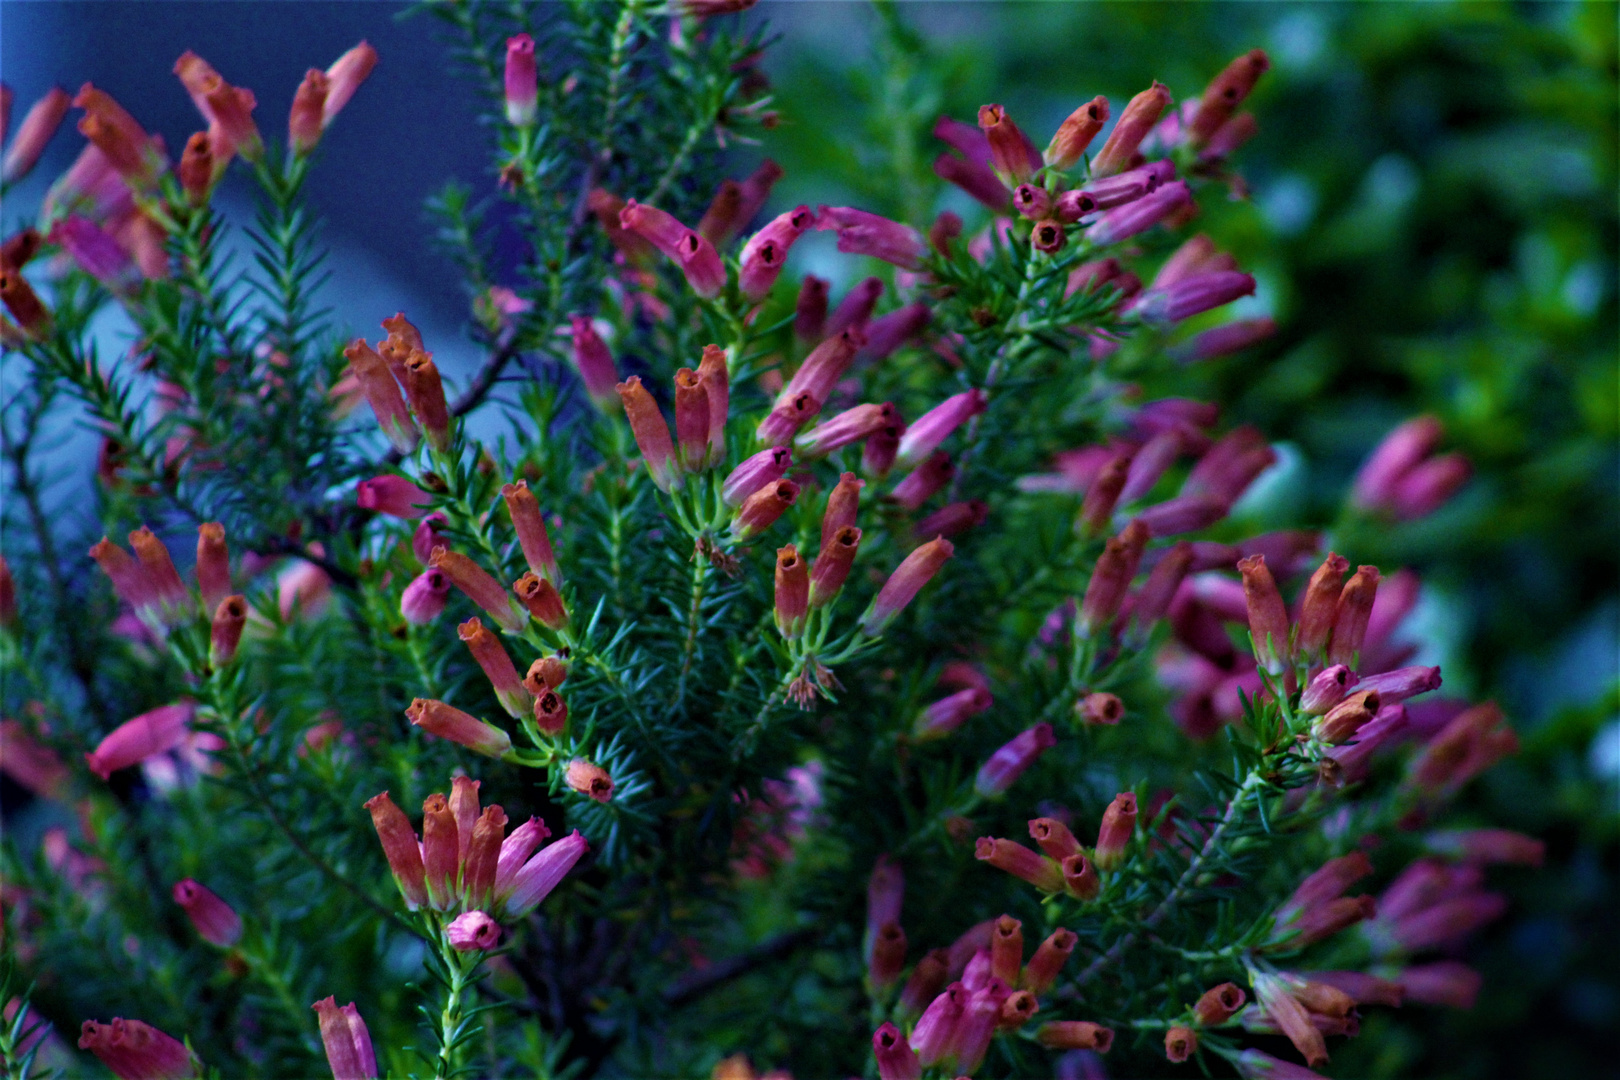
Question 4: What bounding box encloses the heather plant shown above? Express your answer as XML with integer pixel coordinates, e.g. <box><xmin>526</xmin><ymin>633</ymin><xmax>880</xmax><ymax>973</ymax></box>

<box><xmin>0</xmin><ymin>4</ymin><xmax>1548</xmax><ymax>1079</ymax></box>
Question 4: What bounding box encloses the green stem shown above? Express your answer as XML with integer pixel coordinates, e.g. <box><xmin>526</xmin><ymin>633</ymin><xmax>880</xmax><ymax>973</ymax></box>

<box><xmin>433</xmin><ymin>935</ymin><xmax>478</xmax><ymax>1080</ymax></box>
<box><xmin>674</xmin><ymin>551</ymin><xmax>711</xmax><ymax>703</ymax></box>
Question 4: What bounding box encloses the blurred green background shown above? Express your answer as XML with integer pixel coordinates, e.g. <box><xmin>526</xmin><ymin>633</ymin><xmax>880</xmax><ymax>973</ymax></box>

<box><xmin>755</xmin><ymin>3</ymin><xmax>1617</xmax><ymax>1077</ymax></box>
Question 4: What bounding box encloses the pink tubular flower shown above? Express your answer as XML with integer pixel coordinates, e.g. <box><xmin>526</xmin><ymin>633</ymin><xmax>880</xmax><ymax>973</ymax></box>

<box><xmin>405</xmin><ymin>698</ymin><xmax>512</xmax><ymax>759</ymax></box>
<box><xmin>568</xmin><ymin>316</ymin><xmax>620</xmax><ymax>410</ymax></box>
<box><xmin>48</xmin><ymin>216</ymin><xmax>134</xmax><ymax>287</ymax></box>
<box><xmin>1137</xmin><ymin>493</ymin><xmax>1230</xmax><ymax>537</ymax></box>
<box><xmin>894</xmin><ymin>389</ymin><xmax>987</xmax><ymax>471</ymax></box>
<box><xmin>321</xmin><ymin>41</ymin><xmax>378</xmax><ymax>128</ymax></box>
<box><xmin>1387</xmin><ymin>453</ymin><xmax>1472</xmax><ymax>521</ymax></box>
<box><xmin>498</xmin><ymin>829</ymin><xmax>587</xmax><ymax>918</ymax></box>
<box><xmin>1352</xmin><ymin>416</ymin><xmax>1442</xmax><ymax>508</ymax></box>
<box><xmin>1034</xmin><ymin>1021</ymin><xmax>1114</xmax><ymax>1052</ymax></box>
<box><xmin>913</xmin><ymin>500</ymin><xmax>987</xmax><ymax>541</ymax></box>
<box><xmin>814</xmin><ymin>206</ymin><xmax>926</xmax><ymax>269</ymax></box>
<box><xmin>909</xmin><ymin>982</ymin><xmax>969</xmax><ymax>1066</ymax></box>
<box><xmin>975</xmin><ymin>723</ymin><xmax>1056</xmax><ymax>796</ymax></box>
<box><xmin>977</xmin><ymin>103</ymin><xmax>1039</xmax><ymax>182</ymax></box>
<box><xmin>172</xmin><ymin>879</ymin><xmax>242</xmax><ymax>947</ymax></box>
<box><xmin>504</xmin><ymin>34</ymin><xmax>538</xmax><ymax>126</ymax></box>
<box><xmin>616</xmin><ymin>376</ymin><xmax>681</xmax><ymax>492</ymax></box>
<box><xmin>1300</xmin><ymin>665</ymin><xmax>1353</xmax><ymax>716</ymax></box>
<box><xmin>797</xmin><ymin>403</ymin><xmax>897</xmax><ymax>459</ymax></box>
<box><xmin>1130</xmin><ymin>270</ymin><xmax>1257</xmax><ymax>325</ymax></box>
<box><xmin>873</xmin><ymin>1022</ymin><xmax>921</xmax><ymax>1080</ymax></box>
<box><xmin>914</xmin><ymin>686</ymin><xmax>992</xmax><ymax>740</ymax></box>
<box><xmin>1190</xmin><ymin>49</ymin><xmax>1271</xmax><ymax>145</ymax></box>
<box><xmin>1045</xmin><ymin>95</ymin><xmax>1110</xmax><ymax>170</ymax></box>
<box><xmin>1176</xmin><ymin>317</ymin><xmax>1277</xmax><ymax>361</ymax></box>
<box><xmin>774</xmin><ymin>545</ymin><xmax>809</xmax><ymax>638</ymax></box>
<box><xmin>1425</xmin><ymin>828</ymin><xmax>1544</xmax><ymax>866</ymax></box>
<box><xmin>738</xmin><ymin>206</ymin><xmax>814</xmax><ymax>301</ymax></box>
<box><xmin>447</xmin><ymin>910</ymin><xmax>501</xmax><ymax>952</ymax></box>
<box><xmin>828</xmin><ymin>277</ymin><xmax>885</xmax><ymax>337</ymax></box>
<box><xmin>794</xmin><ymin>274</ymin><xmax>829</xmax><ymax>343</ymax></box>
<box><xmin>1299</xmin><ymin>970</ymin><xmax>1403</xmax><ymax>1008</ymax></box>
<box><xmin>74</xmin><ymin>84</ymin><xmax>164</xmax><ymax>188</ymax></box>
<box><xmin>619</xmin><ymin>200</ymin><xmax>725</xmax><ymax>298</ymax></box>
<box><xmin>400</xmin><ymin>568</ymin><xmax>449</xmax><ymax>625</ymax></box>
<box><xmin>77</xmin><ymin>1018</ymin><xmax>196</xmax><ymax>1080</ymax></box>
<box><xmin>863</xmin><ymin>302</ymin><xmax>931</xmax><ymax>360</ymax></box>
<box><xmin>501</xmin><ymin>480</ymin><xmax>559</xmax><ymax>584</ymax></box>
<box><xmin>356</xmin><ymin>475</ymin><xmax>432</xmax><ymax>518</ymax></box>
<box><xmin>1087</xmin><ymin>180</ymin><xmax>1192</xmax><ymax>245</ymax></box>
<box><xmin>312</xmin><ymin>997</ymin><xmax>378</xmax><ymax>1080</ymax></box>
<box><xmin>1233</xmin><ymin>1048</ymin><xmax>1329</xmax><ymax>1080</ymax></box>
<box><xmin>1238</xmin><ymin>554</ymin><xmax>1290</xmax><ymax>674</ymax></box>
<box><xmin>1353</xmin><ymin>665</ymin><xmax>1442</xmax><ymax>705</ymax></box>
<box><xmin>722</xmin><ymin>445</ymin><xmax>792</xmax><ymax>507</ymax></box>
<box><xmin>1252</xmin><ymin>971</ymin><xmax>1329</xmax><ymax>1068</ymax></box>
<box><xmin>288</xmin><ymin>70</ymin><xmax>329</xmax><ymax>157</ymax></box>
<box><xmin>364</xmin><ymin>791</ymin><xmax>428</xmax><ymax>909</ymax></box>
<box><xmin>429</xmin><ymin>548</ymin><xmax>529</xmax><ymax>632</ymax></box>
<box><xmin>86</xmin><ymin>702</ymin><xmax>195</xmax><ymax>781</ymax></box>
<box><xmin>3</xmin><ymin>86</ymin><xmax>71</xmax><ymax>183</ymax></box>
<box><xmin>935</xmin><ymin>152</ymin><xmax>1011</xmax><ymax>210</ymax></box>
<box><xmin>1078</xmin><ymin>522</ymin><xmax>1149</xmax><ymax>636</ymax></box>
<box><xmin>888</xmin><ymin>451</ymin><xmax>954</xmax><ymax>513</ymax></box>
<box><xmin>1400</xmin><ymin>961</ymin><xmax>1482</xmax><ymax>1009</ymax></box>
<box><xmin>862</xmin><ymin>537</ymin><xmax>953</xmax><ymax>635</ymax></box>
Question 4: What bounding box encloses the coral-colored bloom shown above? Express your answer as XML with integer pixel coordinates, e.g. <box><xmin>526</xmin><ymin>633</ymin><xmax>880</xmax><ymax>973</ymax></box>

<box><xmin>1091</xmin><ymin>81</ymin><xmax>1172</xmax><ymax>177</ymax></box>
<box><xmin>773</xmin><ymin>545</ymin><xmax>809</xmax><ymax>638</ymax></box>
<box><xmin>1194</xmin><ymin>981</ymin><xmax>1248</xmax><ymax>1024</ymax></box>
<box><xmin>74</xmin><ymin>84</ymin><xmax>163</xmax><ymax>187</ymax></box>
<box><xmin>364</xmin><ymin>791</ymin><xmax>428</xmax><ymax>909</ymax></box>
<box><xmin>312</xmin><ymin>997</ymin><xmax>377</xmax><ymax>1080</ymax></box>
<box><xmin>1165</xmin><ymin>1025</ymin><xmax>1197</xmax><ymax>1063</ymax></box>
<box><xmin>288</xmin><ymin>69</ymin><xmax>328</xmax><ymax>157</ymax></box>
<box><xmin>430</xmin><ymin>548</ymin><xmax>528</xmax><ymax>633</ymax></box>
<box><xmin>1045</xmin><ymin>95</ymin><xmax>1110</xmax><ymax>170</ymax></box>
<box><xmin>1035</xmin><ymin>1021</ymin><xmax>1114</xmax><ymax>1051</ymax></box>
<box><xmin>616</xmin><ymin>376</ymin><xmax>681</xmax><ymax>492</ymax></box>
<box><xmin>730</xmin><ymin>479</ymin><xmax>799</xmax><ymax>543</ymax></box>
<box><xmin>1238</xmin><ymin>553</ymin><xmax>1290</xmax><ymax>674</ymax></box>
<box><xmin>1327</xmin><ymin>565</ymin><xmax>1380</xmax><ymax>668</ymax></box>
<box><xmin>501</xmin><ymin>480</ymin><xmax>559</xmax><ymax>584</ymax></box>
<box><xmin>77</xmin><ymin>1018</ymin><xmax>196</xmax><ymax>1080</ymax></box>
<box><xmin>458</xmin><ymin>617</ymin><xmax>532</xmax><ymax>719</ymax></box>
<box><xmin>1093</xmin><ymin>792</ymin><xmax>1137</xmax><ymax>870</ymax></box>
<box><xmin>401</xmin><ymin>351</ymin><xmax>451</xmax><ymax>453</ymax></box>
<box><xmin>814</xmin><ymin>206</ymin><xmax>925</xmax><ymax>269</ymax></box>
<box><xmin>976</xmin><ymin>104</ymin><xmax>1039</xmax><ymax>183</ymax></box>
<box><xmin>673</xmin><ymin>367</ymin><xmax>713</xmax><ymax>472</ymax></box>
<box><xmin>321</xmin><ymin>42</ymin><xmax>378</xmax><ymax>128</ymax></box>
<box><xmin>406</xmin><ymin>698</ymin><xmax>512</xmax><ymax>759</ymax></box>
<box><xmin>172</xmin><ymin>879</ymin><xmax>242</xmax><ymax>947</ymax></box>
<box><xmin>343</xmin><ymin>339</ymin><xmax>417</xmax><ymax>453</ymax></box>
<box><xmin>976</xmin><ymin>837</ymin><xmax>1064</xmax><ymax>893</ymax></box>
<box><xmin>173</xmin><ymin>51</ymin><xmax>261</xmax><ymax>163</ymax></box>
<box><xmin>1189</xmin><ymin>49</ymin><xmax>1271</xmax><ymax>146</ymax></box>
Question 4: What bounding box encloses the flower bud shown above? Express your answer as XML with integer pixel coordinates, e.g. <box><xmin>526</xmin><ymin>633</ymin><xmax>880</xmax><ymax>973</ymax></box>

<box><xmin>1237</xmin><ymin>554</ymin><xmax>1290</xmax><ymax>674</ymax></box>
<box><xmin>1327</xmin><ymin>565</ymin><xmax>1381</xmax><ymax>668</ymax></box>
<box><xmin>1045</xmin><ymin>95</ymin><xmax>1110</xmax><ymax>170</ymax></box>
<box><xmin>934</xmin><ymin>151</ymin><xmax>1011</xmax><ymax>210</ymax></box>
<box><xmin>418</xmin><ymin>792</ymin><xmax>460</xmax><ymax>910</ymax></box>
<box><xmin>1354</xmin><ymin>665</ymin><xmax>1442</xmax><ymax>705</ymax></box>
<box><xmin>862</xmin><ymin>537</ymin><xmax>953</xmax><ymax>635</ymax></box>
<box><xmin>565</xmin><ymin>759</ymin><xmax>613</xmax><ymax>802</ymax></box>
<box><xmin>357</xmin><ymin>475</ymin><xmax>432</xmax><ymax>519</ymax></box>
<box><xmin>898</xmin><ymin>949</ymin><xmax>949</xmax><ymax>1017</ymax></box>
<box><xmin>975</xmin><ymin>837</ymin><xmax>1064</xmax><ymax>893</ymax></box>
<box><xmin>616</xmin><ymin>376</ymin><xmax>681</xmax><ymax>492</ymax></box>
<box><xmin>311</xmin><ymin>997</ymin><xmax>377</xmax><ymax>1080</ymax></box>
<box><xmin>1400</xmin><ymin>961</ymin><xmax>1482</xmax><ymax>1009</ymax></box>
<box><xmin>1035</xmin><ymin>1021</ymin><xmax>1113</xmax><ymax>1052</ymax></box>
<box><xmin>730</xmin><ymin>479</ymin><xmax>799</xmax><ymax>543</ymax></box>
<box><xmin>0</xmin><ymin>265</ymin><xmax>50</xmax><ymax>336</ymax></box>
<box><xmin>673</xmin><ymin>367</ymin><xmax>713</xmax><ymax>473</ymax></box>
<box><xmin>178</xmin><ymin>131</ymin><xmax>214</xmax><ymax>204</ymax></box>
<box><xmin>498</xmin><ymin>828</ymin><xmax>587</xmax><ymax>918</ymax></box>
<box><xmin>129</xmin><ymin>526</ymin><xmax>190</xmax><ymax>621</ymax></box>
<box><xmin>774</xmin><ymin>545</ymin><xmax>809</xmax><ymax>638</ymax></box>
<box><xmin>913</xmin><ymin>685</ymin><xmax>990</xmax><ymax>740</ymax></box>
<box><xmin>1093</xmin><ymin>792</ymin><xmax>1137</xmax><ymax>871</ymax></box>
<box><xmin>343</xmin><ymin>339</ymin><xmax>417</xmax><ymax>454</ymax></box>
<box><xmin>3</xmin><ymin>87</ymin><xmax>71</xmax><ymax>183</ymax></box>
<box><xmin>908</xmin><ymin>982</ymin><xmax>968</xmax><ymax>1067</ymax></box>
<box><xmin>458</xmin><ymin>617</ymin><xmax>533</xmax><ymax>719</ymax></box>
<box><xmin>895</xmin><ymin>389</ymin><xmax>986</xmax><ymax>471</ymax></box>
<box><xmin>568</xmin><ymin>316</ymin><xmax>620</xmax><ymax>410</ymax></box>
<box><xmin>173</xmin><ymin>878</ymin><xmax>242</xmax><ymax>947</ymax></box>
<box><xmin>1012</xmin><ymin>183</ymin><xmax>1052</xmax><ymax>220</ymax></box>
<box><xmin>783</xmin><ymin>326</ymin><xmax>865</xmax><ymax>407</ymax></box>
<box><xmin>1137</xmin><ymin>492</ymin><xmax>1229</xmax><ymax>537</ymax></box>
<box><xmin>321</xmin><ymin>41</ymin><xmax>378</xmax><ymax>129</ymax></box>
<box><xmin>288</xmin><ymin>68</ymin><xmax>328</xmax><ymax>156</ymax></box>
<box><xmin>1091</xmin><ymin>81</ymin><xmax>1171</xmax><ymax>177</ymax></box>
<box><xmin>863</xmin><ymin>423</ymin><xmax>903</xmax><ymax>480</ymax></box>
<box><xmin>1078</xmin><ymin>529</ymin><xmax>1137</xmax><ymax>638</ymax></box>
<box><xmin>407</xmin><ymin>698</ymin><xmax>512</xmax><ymax>759</ymax></box>
<box><xmin>1131</xmin><ymin>271</ymin><xmax>1257</xmax><ymax>325</ymax></box>
<box><xmin>696</xmin><ymin>343</ymin><xmax>730</xmax><ymax>464</ymax></box>
<box><xmin>1176</xmin><ymin>316</ymin><xmax>1276</xmax><ymax>361</ymax></box>
<box><xmin>1027</xmin><ymin>817</ymin><xmax>1080</xmax><ymax>861</ymax></box>
<box><xmin>364</xmin><ymin>791</ymin><xmax>427</xmax><ymax>909</ymax></box>
<box><xmin>462</xmin><ymin>803</ymin><xmax>507</xmax><ymax>910</ymax></box>
<box><xmin>502</xmin><ymin>480</ymin><xmax>559</xmax><ymax>584</ymax></box>
<box><xmin>504</xmin><ymin>34</ymin><xmax>538</xmax><ymax>126</ymax></box>
<box><xmin>1078</xmin><ymin>453</ymin><xmax>1130</xmax><ymax>536</ymax></box>
<box><xmin>975</xmin><ymin>723</ymin><xmax>1056</xmax><ymax>796</ymax></box>
<box><xmin>209</xmin><ymin>595</ymin><xmax>247</xmax><ymax>666</ymax></box>
<box><xmin>447</xmin><ymin>910</ymin><xmax>501</xmax><ymax>952</ymax></box>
